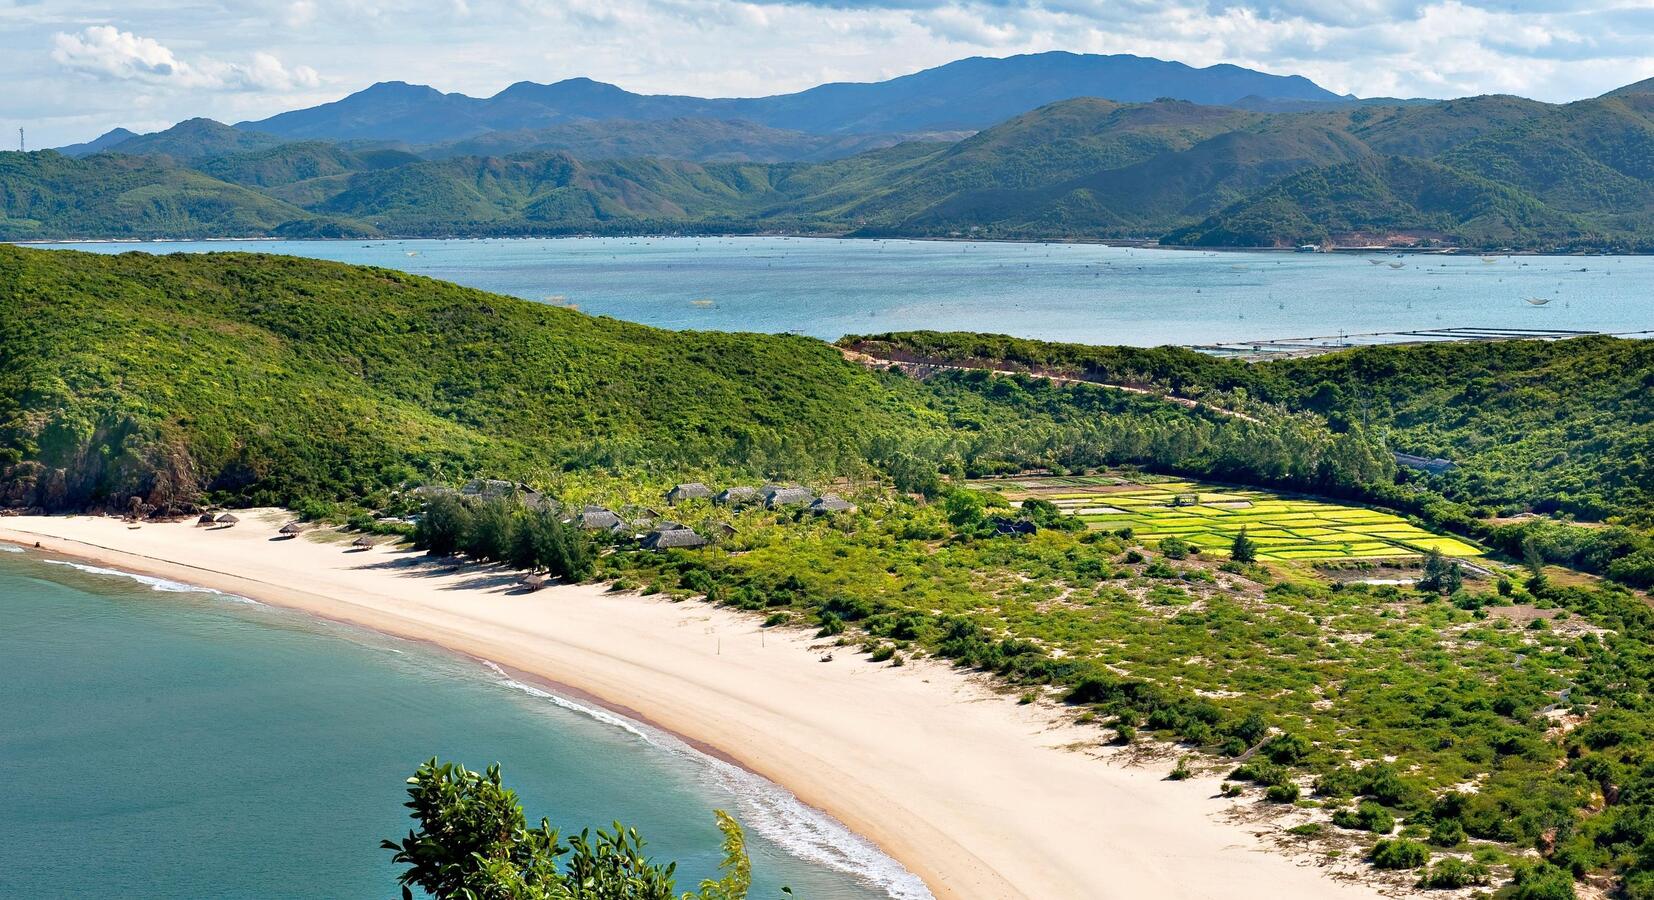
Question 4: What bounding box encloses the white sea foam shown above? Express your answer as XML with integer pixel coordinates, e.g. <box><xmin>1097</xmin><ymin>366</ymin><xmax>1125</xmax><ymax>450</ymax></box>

<box><xmin>481</xmin><ymin>659</ymin><xmax>932</xmax><ymax>899</ymax></box>
<box><xmin>0</xmin><ymin>544</ymin><xmax>24</xmax><ymax>552</ymax></box>
<box><xmin>39</xmin><ymin>559</ymin><xmax>257</xmax><ymax>603</ymax></box>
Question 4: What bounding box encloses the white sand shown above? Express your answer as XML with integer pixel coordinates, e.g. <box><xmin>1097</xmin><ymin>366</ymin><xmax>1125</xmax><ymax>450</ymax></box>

<box><xmin>1</xmin><ymin>511</ymin><xmax>1385</xmax><ymax>900</ymax></box>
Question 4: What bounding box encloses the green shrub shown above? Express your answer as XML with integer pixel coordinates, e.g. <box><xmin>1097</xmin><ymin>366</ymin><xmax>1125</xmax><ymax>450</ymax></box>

<box><xmin>1509</xmin><ymin>862</ymin><xmax>1577</xmax><ymax>900</ymax></box>
<box><xmin>1417</xmin><ymin>857</ymin><xmax>1489</xmax><ymax>889</ymax></box>
<box><xmin>1266</xmin><ymin>783</ymin><xmax>1301</xmax><ymax>803</ymax></box>
<box><xmin>1169</xmin><ymin>757</ymin><xmax>1194</xmax><ymax>780</ymax></box>
<box><xmin>1285</xmin><ymin>823</ymin><xmax>1322</xmax><ymax>837</ymax></box>
<box><xmin>1332</xmin><ymin>801</ymin><xmax>1395</xmax><ymax>834</ymax></box>
<box><xmin>1428</xmin><ymin>817</ymin><xmax>1466</xmax><ymax>847</ymax></box>
<box><xmin>1369</xmin><ymin>838</ymin><xmax>1429</xmax><ymax>869</ymax></box>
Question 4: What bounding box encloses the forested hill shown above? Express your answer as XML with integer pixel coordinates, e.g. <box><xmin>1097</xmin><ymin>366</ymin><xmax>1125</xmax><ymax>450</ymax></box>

<box><xmin>11</xmin><ymin>81</ymin><xmax>1654</xmax><ymax>247</ymax></box>
<box><xmin>0</xmin><ymin>246</ymin><xmax>1396</xmax><ymax>514</ymax></box>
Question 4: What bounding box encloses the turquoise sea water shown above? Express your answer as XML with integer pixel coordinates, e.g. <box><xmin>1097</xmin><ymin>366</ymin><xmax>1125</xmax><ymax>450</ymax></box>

<box><xmin>32</xmin><ymin>236</ymin><xmax>1654</xmax><ymax>344</ymax></box>
<box><xmin>0</xmin><ymin>548</ymin><xmax>916</xmax><ymax>899</ymax></box>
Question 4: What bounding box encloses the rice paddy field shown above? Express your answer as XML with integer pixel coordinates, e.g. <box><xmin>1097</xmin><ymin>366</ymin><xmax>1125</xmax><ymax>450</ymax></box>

<box><xmin>982</xmin><ymin>475</ymin><xmax>1485</xmax><ymax>561</ymax></box>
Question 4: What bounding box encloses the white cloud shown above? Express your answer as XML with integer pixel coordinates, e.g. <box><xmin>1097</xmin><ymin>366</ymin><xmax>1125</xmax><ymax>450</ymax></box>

<box><xmin>51</xmin><ymin>25</ymin><xmax>318</xmax><ymax>92</ymax></box>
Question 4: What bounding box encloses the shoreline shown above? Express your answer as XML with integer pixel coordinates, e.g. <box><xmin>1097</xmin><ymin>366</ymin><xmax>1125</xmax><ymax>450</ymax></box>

<box><xmin>0</xmin><ymin>511</ymin><xmax>1390</xmax><ymax>900</ymax></box>
<box><xmin>12</xmin><ymin>233</ymin><xmax>1633</xmax><ymax>255</ymax></box>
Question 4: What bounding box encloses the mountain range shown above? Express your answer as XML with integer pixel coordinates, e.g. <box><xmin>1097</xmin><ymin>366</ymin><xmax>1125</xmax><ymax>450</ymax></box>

<box><xmin>232</xmin><ymin>52</ymin><xmax>1348</xmax><ymax>145</ymax></box>
<box><xmin>14</xmin><ymin>52</ymin><xmax>1654</xmax><ymax>249</ymax></box>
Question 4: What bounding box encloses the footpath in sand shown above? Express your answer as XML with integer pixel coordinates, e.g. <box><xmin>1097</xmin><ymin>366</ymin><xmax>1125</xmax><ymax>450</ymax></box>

<box><xmin>1</xmin><ymin>511</ymin><xmax>1387</xmax><ymax>900</ymax></box>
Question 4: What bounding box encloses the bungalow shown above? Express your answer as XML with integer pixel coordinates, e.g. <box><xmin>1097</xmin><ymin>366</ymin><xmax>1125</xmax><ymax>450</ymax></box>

<box><xmin>989</xmin><ymin>517</ymin><xmax>1038</xmax><ymax>536</ymax></box>
<box><xmin>763</xmin><ymin>486</ymin><xmax>814</xmax><ymax>509</ymax></box>
<box><xmin>215</xmin><ymin>513</ymin><xmax>240</xmax><ymax>526</ymax></box>
<box><xmin>641</xmin><ymin>525</ymin><xmax>708</xmax><ymax>550</ymax></box>
<box><xmin>714</xmin><ymin>486</ymin><xmax>759</xmax><ymax>507</ymax></box>
<box><xmin>666</xmin><ymin>482</ymin><xmax>713</xmax><ymax>504</ymax></box>
<box><xmin>1393</xmin><ymin>452</ymin><xmax>1457</xmax><ymax>474</ymax></box>
<box><xmin>462</xmin><ymin>479</ymin><xmax>516</xmax><ymax>498</ymax></box>
<box><xmin>809</xmin><ymin>495</ymin><xmax>856</xmax><ymax>514</ymax></box>
<box><xmin>577</xmin><ymin>506</ymin><xmax>626</xmax><ymax>532</ymax></box>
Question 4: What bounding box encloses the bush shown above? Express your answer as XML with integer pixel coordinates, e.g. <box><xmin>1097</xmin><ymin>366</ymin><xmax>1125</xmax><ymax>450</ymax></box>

<box><xmin>1262</xmin><ymin>732</ymin><xmax>1311</xmax><ymax>764</ymax></box>
<box><xmin>1114</xmin><ymin>724</ymin><xmax>1136</xmax><ymax>745</ymax></box>
<box><xmin>1417</xmin><ymin>857</ymin><xmax>1489</xmax><ymax>889</ymax></box>
<box><xmin>1266</xmin><ymin>783</ymin><xmax>1301</xmax><ymax>803</ymax></box>
<box><xmin>1231</xmin><ymin>760</ymin><xmax>1292</xmax><ymax>787</ymax></box>
<box><xmin>1169</xmin><ymin>757</ymin><xmax>1194</xmax><ymax>780</ymax></box>
<box><xmin>1370</xmin><ymin>838</ymin><xmax>1429</xmax><ymax>870</ymax></box>
<box><xmin>1332</xmin><ymin>801</ymin><xmax>1395</xmax><ymax>834</ymax></box>
<box><xmin>1159</xmin><ymin>536</ymin><xmax>1193</xmax><ymax>559</ymax></box>
<box><xmin>1509</xmin><ymin>862</ymin><xmax>1577</xmax><ymax>900</ymax></box>
<box><xmin>1285</xmin><ymin>823</ymin><xmax>1322</xmax><ymax>837</ymax></box>
<box><xmin>1428</xmin><ymin>817</ymin><xmax>1466</xmax><ymax>847</ymax></box>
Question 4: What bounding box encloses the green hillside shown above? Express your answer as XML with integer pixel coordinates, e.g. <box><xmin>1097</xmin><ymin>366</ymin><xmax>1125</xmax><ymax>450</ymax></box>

<box><xmin>0</xmin><ymin>151</ymin><xmax>327</xmax><ymax>240</ymax></box>
<box><xmin>1165</xmin><ymin>155</ymin><xmax>1579</xmax><ymax>247</ymax></box>
<box><xmin>0</xmin><ymin>246</ymin><xmax>1392</xmax><ymax>515</ymax></box>
<box><xmin>196</xmin><ymin>141</ymin><xmax>420</xmax><ymax>188</ymax></box>
<box><xmin>0</xmin><ymin>245</ymin><xmax>936</xmax><ymax>509</ymax></box>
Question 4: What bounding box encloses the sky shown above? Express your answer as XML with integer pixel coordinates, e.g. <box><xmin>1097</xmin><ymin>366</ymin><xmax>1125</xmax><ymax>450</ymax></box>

<box><xmin>4</xmin><ymin>0</ymin><xmax>1654</xmax><ymax>148</ymax></box>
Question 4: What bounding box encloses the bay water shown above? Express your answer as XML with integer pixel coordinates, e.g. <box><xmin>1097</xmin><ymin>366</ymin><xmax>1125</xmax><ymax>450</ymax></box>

<box><xmin>0</xmin><ymin>548</ymin><xmax>916</xmax><ymax>899</ymax></box>
<box><xmin>32</xmin><ymin>236</ymin><xmax>1654</xmax><ymax>345</ymax></box>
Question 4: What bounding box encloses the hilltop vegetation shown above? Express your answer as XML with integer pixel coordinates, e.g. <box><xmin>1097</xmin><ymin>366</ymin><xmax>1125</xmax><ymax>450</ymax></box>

<box><xmin>15</xmin><ymin>76</ymin><xmax>1654</xmax><ymax>246</ymax></box>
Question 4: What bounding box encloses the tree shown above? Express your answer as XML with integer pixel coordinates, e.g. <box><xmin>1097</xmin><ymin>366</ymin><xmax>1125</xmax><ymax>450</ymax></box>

<box><xmin>1418</xmin><ymin>548</ymin><xmax>1462</xmax><ymax>594</ymax></box>
<box><xmin>1229</xmin><ymin>527</ymin><xmax>1257</xmax><ymax>564</ymax></box>
<box><xmin>511</xmin><ymin>509</ymin><xmax>595</xmax><ymax>581</ymax></box>
<box><xmin>465</xmin><ymin>498</ymin><xmax>518</xmax><ymax>563</ymax></box>
<box><xmin>416</xmin><ymin>493</ymin><xmax>473</xmax><ymax>557</ymax></box>
<box><xmin>384</xmin><ymin>758</ymin><xmax>753</xmax><ymax>900</ymax></box>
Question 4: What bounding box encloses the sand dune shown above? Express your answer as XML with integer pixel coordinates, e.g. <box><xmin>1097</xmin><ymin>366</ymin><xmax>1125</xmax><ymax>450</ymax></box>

<box><xmin>1</xmin><ymin>511</ymin><xmax>1385</xmax><ymax>900</ymax></box>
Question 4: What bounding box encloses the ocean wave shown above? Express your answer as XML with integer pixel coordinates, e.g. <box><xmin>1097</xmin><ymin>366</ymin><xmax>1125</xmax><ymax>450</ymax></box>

<box><xmin>0</xmin><ymin>544</ymin><xmax>24</xmax><ymax>552</ymax></box>
<box><xmin>39</xmin><ymin>559</ymin><xmax>257</xmax><ymax>603</ymax></box>
<box><xmin>481</xmin><ymin>660</ymin><xmax>933</xmax><ymax>900</ymax></box>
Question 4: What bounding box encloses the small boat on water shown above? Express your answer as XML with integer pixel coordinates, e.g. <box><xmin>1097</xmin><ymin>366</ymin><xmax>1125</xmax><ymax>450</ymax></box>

<box><xmin>1388</xmin><ymin>262</ymin><xmax>1406</xmax><ymax>269</ymax></box>
<box><xmin>1368</xmin><ymin>259</ymin><xmax>1385</xmax><ymax>265</ymax></box>
<box><xmin>1525</xmin><ymin>297</ymin><xmax>1553</xmax><ymax>306</ymax></box>
<box><xmin>1481</xmin><ymin>256</ymin><xmax>1499</xmax><ymax>263</ymax></box>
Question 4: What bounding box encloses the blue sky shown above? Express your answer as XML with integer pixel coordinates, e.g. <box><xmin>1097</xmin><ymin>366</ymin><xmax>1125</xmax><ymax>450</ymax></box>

<box><xmin>4</xmin><ymin>0</ymin><xmax>1653</xmax><ymax>147</ymax></box>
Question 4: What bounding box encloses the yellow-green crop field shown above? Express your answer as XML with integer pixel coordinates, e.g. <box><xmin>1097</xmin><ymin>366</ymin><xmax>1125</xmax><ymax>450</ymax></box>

<box><xmin>977</xmin><ymin>475</ymin><xmax>1484</xmax><ymax>561</ymax></box>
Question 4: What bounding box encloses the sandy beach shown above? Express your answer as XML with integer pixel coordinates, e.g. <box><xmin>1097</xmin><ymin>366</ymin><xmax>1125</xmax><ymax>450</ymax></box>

<box><xmin>0</xmin><ymin>510</ymin><xmax>1386</xmax><ymax>900</ymax></box>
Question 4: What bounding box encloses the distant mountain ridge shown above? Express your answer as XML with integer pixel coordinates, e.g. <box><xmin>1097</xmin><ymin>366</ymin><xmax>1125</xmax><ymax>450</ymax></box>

<box><xmin>233</xmin><ymin>52</ymin><xmax>1348</xmax><ymax>144</ymax></box>
<box><xmin>20</xmin><ymin>59</ymin><xmax>1654</xmax><ymax>250</ymax></box>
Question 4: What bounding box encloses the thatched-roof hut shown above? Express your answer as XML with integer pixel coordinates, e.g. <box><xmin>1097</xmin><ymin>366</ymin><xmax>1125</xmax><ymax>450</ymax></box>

<box><xmin>215</xmin><ymin>513</ymin><xmax>240</xmax><ymax>526</ymax></box>
<box><xmin>279</xmin><ymin>522</ymin><xmax>304</xmax><ymax>535</ymax></box>
<box><xmin>809</xmin><ymin>495</ymin><xmax>856</xmax><ymax>514</ymax></box>
<box><xmin>577</xmin><ymin>506</ymin><xmax>626</xmax><ymax>532</ymax></box>
<box><xmin>462</xmin><ymin>479</ymin><xmax>516</xmax><ymax>498</ymax></box>
<box><xmin>641</xmin><ymin>526</ymin><xmax>707</xmax><ymax>551</ymax></box>
<box><xmin>763</xmin><ymin>486</ymin><xmax>814</xmax><ymax>509</ymax></box>
<box><xmin>196</xmin><ymin>512</ymin><xmax>218</xmax><ymax>526</ymax></box>
<box><xmin>714</xmin><ymin>486</ymin><xmax>758</xmax><ymax>507</ymax></box>
<box><xmin>352</xmin><ymin>535</ymin><xmax>375</xmax><ymax>549</ymax></box>
<box><xmin>666</xmin><ymin>482</ymin><xmax>712</xmax><ymax>504</ymax></box>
